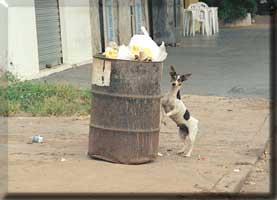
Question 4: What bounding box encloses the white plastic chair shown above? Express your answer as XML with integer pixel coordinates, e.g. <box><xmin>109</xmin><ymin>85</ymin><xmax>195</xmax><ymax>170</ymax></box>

<box><xmin>187</xmin><ymin>3</ymin><xmax>211</xmax><ymax>36</ymax></box>
<box><xmin>199</xmin><ymin>7</ymin><xmax>211</xmax><ymax>36</ymax></box>
<box><xmin>183</xmin><ymin>9</ymin><xmax>191</xmax><ymax>36</ymax></box>
<box><xmin>212</xmin><ymin>7</ymin><xmax>219</xmax><ymax>33</ymax></box>
<box><xmin>196</xmin><ymin>2</ymin><xmax>219</xmax><ymax>34</ymax></box>
<box><xmin>184</xmin><ymin>8</ymin><xmax>200</xmax><ymax>37</ymax></box>
<box><xmin>207</xmin><ymin>7</ymin><xmax>219</xmax><ymax>34</ymax></box>
<box><xmin>195</xmin><ymin>2</ymin><xmax>216</xmax><ymax>35</ymax></box>
<box><xmin>184</xmin><ymin>2</ymin><xmax>219</xmax><ymax>36</ymax></box>
<box><xmin>196</xmin><ymin>2</ymin><xmax>209</xmax><ymax>8</ymax></box>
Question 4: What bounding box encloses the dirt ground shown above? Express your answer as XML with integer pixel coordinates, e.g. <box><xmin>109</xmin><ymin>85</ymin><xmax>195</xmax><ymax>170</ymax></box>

<box><xmin>0</xmin><ymin>117</ymin><xmax>7</xmax><ymax>199</ymax></box>
<box><xmin>6</xmin><ymin>95</ymin><xmax>270</xmax><ymax>194</ymax></box>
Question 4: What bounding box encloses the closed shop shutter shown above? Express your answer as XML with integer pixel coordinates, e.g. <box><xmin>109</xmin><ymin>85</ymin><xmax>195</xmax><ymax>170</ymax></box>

<box><xmin>34</xmin><ymin>0</ymin><xmax>63</xmax><ymax>69</ymax></box>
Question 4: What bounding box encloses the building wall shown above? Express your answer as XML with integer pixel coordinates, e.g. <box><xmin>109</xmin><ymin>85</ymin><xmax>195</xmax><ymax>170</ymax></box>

<box><xmin>3</xmin><ymin>0</ymin><xmax>92</xmax><ymax>79</ymax></box>
<box><xmin>7</xmin><ymin>0</ymin><xmax>40</xmax><ymax>78</ymax></box>
<box><xmin>2</xmin><ymin>0</ymin><xmax>152</xmax><ymax>79</ymax></box>
<box><xmin>59</xmin><ymin>0</ymin><xmax>93</xmax><ymax>65</ymax></box>
<box><xmin>89</xmin><ymin>0</ymin><xmax>102</xmax><ymax>54</ymax></box>
<box><xmin>0</xmin><ymin>4</ymin><xmax>8</xmax><ymax>71</ymax></box>
<box><xmin>184</xmin><ymin>0</ymin><xmax>198</xmax><ymax>8</ymax></box>
<box><xmin>151</xmin><ymin>0</ymin><xmax>184</xmax><ymax>45</ymax></box>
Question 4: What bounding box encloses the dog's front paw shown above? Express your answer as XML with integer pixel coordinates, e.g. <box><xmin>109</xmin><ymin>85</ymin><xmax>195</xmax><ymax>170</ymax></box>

<box><xmin>183</xmin><ymin>153</ymin><xmax>191</xmax><ymax>157</ymax></box>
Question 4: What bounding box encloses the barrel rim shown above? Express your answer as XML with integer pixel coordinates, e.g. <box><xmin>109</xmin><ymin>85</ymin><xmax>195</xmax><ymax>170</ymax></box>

<box><xmin>88</xmin><ymin>153</ymin><xmax>156</xmax><ymax>165</ymax></box>
<box><xmin>93</xmin><ymin>53</ymin><xmax>164</xmax><ymax>64</ymax></box>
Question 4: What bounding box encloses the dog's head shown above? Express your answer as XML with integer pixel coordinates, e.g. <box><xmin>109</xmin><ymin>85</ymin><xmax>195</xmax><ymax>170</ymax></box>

<box><xmin>169</xmin><ymin>65</ymin><xmax>191</xmax><ymax>88</ymax></box>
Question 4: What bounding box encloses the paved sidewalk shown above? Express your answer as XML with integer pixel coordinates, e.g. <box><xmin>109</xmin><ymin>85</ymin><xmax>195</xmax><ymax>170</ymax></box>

<box><xmin>7</xmin><ymin>95</ymin><xmax>269</xmax><ymax>194</ymax></box>
<box><xmin>36</xmin><ymin>26</ymin><xmax>270</xmax><ymax>99</ymax></box>
<box><xmin>240</xmin><ymin>144</ymin><xmax>270</xmax><ymax>193</ymax></box>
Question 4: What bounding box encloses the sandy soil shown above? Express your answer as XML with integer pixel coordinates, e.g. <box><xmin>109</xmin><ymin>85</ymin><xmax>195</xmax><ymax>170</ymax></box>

<box><xmin>6</xmin><ymin>95</ymin><xmax>270</xmax><ymax>194</ymax></box>
<box><xmin>0</xmin><ymin>117</ymin><xmax>7</xmax><ymax>198</ymax></box>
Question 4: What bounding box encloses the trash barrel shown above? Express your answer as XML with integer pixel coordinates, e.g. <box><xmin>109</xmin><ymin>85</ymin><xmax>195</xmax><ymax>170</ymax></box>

<box><xmin>88</xmin><ymin>54</ymin><xmax>163</xmax><ymax>164</ymax></box>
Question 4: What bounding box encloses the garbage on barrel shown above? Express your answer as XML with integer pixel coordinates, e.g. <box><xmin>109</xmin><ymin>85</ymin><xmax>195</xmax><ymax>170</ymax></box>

<box><xmin>103</xmin><ymin>26</ymin><xmax>168</xmax><ymax>62</ymax></box>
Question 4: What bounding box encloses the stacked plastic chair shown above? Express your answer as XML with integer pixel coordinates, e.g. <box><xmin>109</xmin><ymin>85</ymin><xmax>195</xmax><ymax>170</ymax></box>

<box><xmin>183</xmin><ymin>2</ymin><xmax>219</xmax><ymax>37</ymax></box>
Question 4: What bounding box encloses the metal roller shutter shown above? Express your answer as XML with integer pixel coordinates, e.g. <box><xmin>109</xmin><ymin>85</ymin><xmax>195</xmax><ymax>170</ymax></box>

<box><xmin>34</xmin><ymin>0</ymin><xmax>63</xmax><ymax>69</ymax></box>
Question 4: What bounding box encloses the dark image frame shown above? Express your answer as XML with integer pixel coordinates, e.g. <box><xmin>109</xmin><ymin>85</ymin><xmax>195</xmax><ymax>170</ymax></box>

<box><xmin>3</xmin><ymin>2</ymin><xmax>277</xmax><ymax>200</ymax></box>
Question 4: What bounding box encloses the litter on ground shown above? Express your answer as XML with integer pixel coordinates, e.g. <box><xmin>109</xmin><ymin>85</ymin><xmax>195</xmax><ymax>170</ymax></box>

<box><xmin>158</xmin><ymin>152</ymin><xmax>163</xmax><ymax>157</ymax></box>
<box><xmin>234</xmin><ymin>168</ymin><xmax>240</xmax><ymax>172</ymax></box>
<box><xmin>31</xmin><ymin>135</ymin><xmax>44</xmax><ymax>143</ymax></box>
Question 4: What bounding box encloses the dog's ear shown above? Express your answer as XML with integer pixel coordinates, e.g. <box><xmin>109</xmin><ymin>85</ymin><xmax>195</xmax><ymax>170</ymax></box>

<box><xmin>169</xmin><ymin>65</ymin><xmax>177</xmax><ymax>79</ymax></box>
<box><xmin>170</xmin><ymin>65</ymin><xmax>176</xmax><ymax>73</ymax></box>
<box><xmin>180</xmin><ymin>73</ymin><xmax>191</xmax><ymax>82</ymax></box>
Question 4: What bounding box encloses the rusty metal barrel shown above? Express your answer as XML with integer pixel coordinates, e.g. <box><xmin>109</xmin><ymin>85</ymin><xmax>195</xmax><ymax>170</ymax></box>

<box><xmin>88</xmin><ymin>54</ymin><xmax>163</xmax><ymax>164</ymax></box>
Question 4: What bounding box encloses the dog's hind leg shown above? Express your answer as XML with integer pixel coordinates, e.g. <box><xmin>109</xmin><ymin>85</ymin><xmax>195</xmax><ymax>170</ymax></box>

<box><xmin>177</xmin><ymin>139</ymin><xmax>187</xmax><ymax>154</ymax></box>
<box><xmin>184</xmin><ymin>118</ymin><xmax>198</xmax><ymax>157</ymax></box>
<box><xmin>177</xmin><ymin>125</ymin><xmax>188</xmax><ymax>154</ymax></box>
<box><xmin>184</xmin><ymin>136</ymin><xmax>194</xmax><ymax>157</ymax></box>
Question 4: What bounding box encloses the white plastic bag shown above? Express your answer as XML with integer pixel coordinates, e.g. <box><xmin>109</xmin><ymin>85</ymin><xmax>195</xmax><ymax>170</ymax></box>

<box><xmin>128</xmin><ymin>26</ymin><xmax>167</xmax><ymax>62</ymax></box>
<box><xmin>117</xmin><ymin>45</ymin><xmax>134</xmax><ymax>60</ymax></box>
<box><xmin>156</xmin><ymin>41</ymin><xmax>167</xmax><ymax>61</ymax></box>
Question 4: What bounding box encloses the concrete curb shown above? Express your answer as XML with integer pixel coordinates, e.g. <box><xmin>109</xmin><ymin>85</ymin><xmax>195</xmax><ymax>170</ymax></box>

<box><xmin>23</xmin><ymin>60</ymin><xmax>92</xmax><ymax>81</ymax></box>
<box><xmin>234</xmin><ymin>140</ymin><xmax>270</xmax><ymax>193</ymax></box>
<box><xmin>212</xmin><ymin>115</ymin><xmax>270</xmax><ymax>193</ymax></box>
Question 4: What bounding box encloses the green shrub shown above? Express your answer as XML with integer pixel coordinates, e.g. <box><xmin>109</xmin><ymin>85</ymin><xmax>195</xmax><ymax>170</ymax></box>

<box><xmin>200</xmin><ymin>0</ymin><xmax>221</xmax><ymax>7</ymax></box>
<box><xmin>0</xmin><ymin>72</ymin><xmax>92</xmax><ymax>116</ymax></box>
<box><xmin>201</xmin><ymin>0</ymin><xmax>257</xmax><ymax>23</ymax></box>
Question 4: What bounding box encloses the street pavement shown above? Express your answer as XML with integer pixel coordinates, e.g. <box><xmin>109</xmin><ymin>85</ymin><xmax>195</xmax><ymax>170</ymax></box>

<box><xmin>36</xmin><ymin>26</ymin><xmax>270</xmax><ymax>99</ymax></box>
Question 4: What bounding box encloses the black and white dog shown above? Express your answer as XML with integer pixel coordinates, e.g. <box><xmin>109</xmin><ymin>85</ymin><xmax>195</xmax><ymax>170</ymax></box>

<box><xmin>161</xmin><ymin>66</ymin><xmax>199</xmax><ymax>157</ymax></box>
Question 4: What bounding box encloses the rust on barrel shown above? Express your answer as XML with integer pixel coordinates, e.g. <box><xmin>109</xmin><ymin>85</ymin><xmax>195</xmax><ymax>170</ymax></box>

<box><xmin>88</xmin><ymin>54</ymin><xmax>163</xmax><ymax>164</ymax></box>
